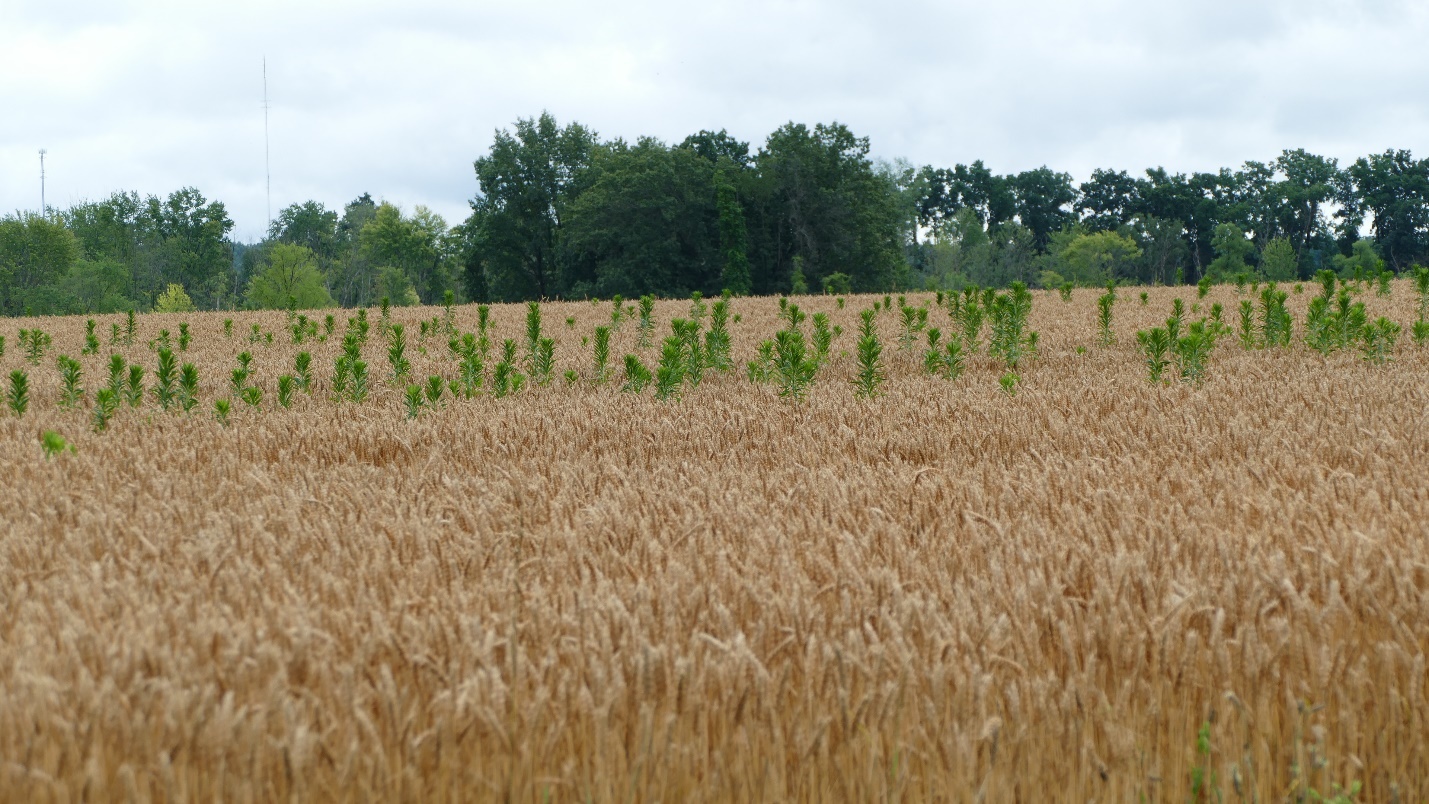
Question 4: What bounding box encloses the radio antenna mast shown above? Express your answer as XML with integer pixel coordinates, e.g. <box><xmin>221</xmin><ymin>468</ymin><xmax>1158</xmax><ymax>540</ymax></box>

<box><xmin>39</xmin><ymin>149</ymin><xmax>47</xmax><ymax>216</ymax></box>
<box><xmin>263</xmin><ymin>57</ymin><xmax>272</xmax><ymax>230</ymax></box>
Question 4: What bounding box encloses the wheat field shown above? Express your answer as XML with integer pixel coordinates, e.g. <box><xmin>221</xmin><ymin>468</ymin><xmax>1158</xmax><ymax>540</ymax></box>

<box><xmin>0</xmin><ymin>283</ymin><xmax>1426</xmax><ymax>802</ymax></box>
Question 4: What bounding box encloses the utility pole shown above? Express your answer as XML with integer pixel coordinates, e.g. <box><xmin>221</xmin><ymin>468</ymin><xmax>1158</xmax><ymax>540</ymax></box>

<box><xmin>39</xmin><ymin>149</ymin><xmax>47</xmax><ymax>216</ymax></box>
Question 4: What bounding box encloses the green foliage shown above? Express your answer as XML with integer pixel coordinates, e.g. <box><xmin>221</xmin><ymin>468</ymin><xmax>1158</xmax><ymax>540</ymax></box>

<box><xmin>277</xmin><ymin>375</ymin><xmax>295</xmax><ymax>409</ymax></box>
<box><xmin>1333</xmin><ymin>239</ymin><xmax>1383</xmax><ymax>283</ymax></box>
<box><xmin>247</xmin><ymin>243</ymin><xmax>336</xmax><ymax>310</ymax></box>
<box><xmin>231</xmin><ymin>352</ymin><xmax>253</xmax><ymax>395</ymax></box>
<box><xmin>424</xmin><ymin>374</ymin><xmax>445</xmax><ymax>407</ymax></box>
<box><xmin>1374</xmin><ymin>270</ymin><xmax>1392</xmax><ymax>294</ymax></box>
<box><xmin>1207</xmin><ymin>222</ymin><xmax>1255</xmax><ymax>283</ymax></box>
<box><xmin>746</xmin><ymin>340</ymin><xmax>776</xmax><ymax>384</ymax></box>
<box><xmin>704</xmin><ymin>299</ymin><xmax>733</xmax><ymax>371</ymax></box>
<box><xmin>1136</xmin><ymin>327</ymin><xmax>1172</xmax><ymax>384</ymax></box>
<box><xmin>688</xmin><ymin>292</ymin><xmax>707</xmax><ymax>326</ymax></box>
<box><xmin>610</xmin><ymin>295</ymin><xmax>625</xmax><ymax>329</ymax></box>
<box><xmin>1096</xmin><ymin>285</ymin><xmax>1117</xmax><ymax>346</ymax></box>
<box><xmin>106</xmin><ymin>354</ymin><xmax>126</xmax><ymax>397</ymax></box>
<box><xmin>1173</xmin><ymin>321</ymin><xmax>1215</xmax><ymax>384</ymax></box>
<box><xmin>1259</xmin><ymin>283</ymin><xmax>1292</xmax><ymax>347</ymax></box>
<box><xmin>715</xmin><ymin>161</ymin><xmax>754</xmax><ymax>296</ymax></box>
<box><xmin>923</xmin><ymin>328</ymin><xmax>965</xmax><ymax>380</ymax></box>
<box><xmin>153</xmin><ymin>282</ymin><xmax>196</xmax><ymax>313</ymax></box>
<box><xmin>223</xmin><ymin>318</ymin><xmax>233</xmax><ymax>338</ymax></box>
<box><xmin>7</xmin><ymin>370</ymin><xmax>28</xmax><ymax>418</ymax></box>
<box><xmin>125</xmin><ymin>365</ymin><xmax>145</xmax><ymax>408</ymax></box>
<box><xmin>1238</xmin><ymin>300</ymin><xmax>1256</xmax><ymax>349</ymax></box>
<box><xmin>773</xmin><ymin>328</ymin><xmax>818</xmax><ymax>402</ymax></box>
<box><xmin>852</xmin><ymin>308</ymin><xmax>885</xmax><ymax>399</ymax></box>
<box><xmin>592</xmin><ymin>326</ymin><xmax>611</xmax><ymax>384</ymax></box>
<box><xmin>290</xmin><ymin>313</ymin><xmax>318</xmax><ymax>344</ymax></box>
<box><xmin>1413</xmin><ymin>319</ymin><xmax>1429</xmax><ymax>346</ymax></box>
<box><xmin>348</xmin><ymin>360</ymin><xmax>370</xmax><ymax>403</ymax></box>
<box><xmin>1306</xmin><ymin>291</ymin><xmax>1367</xmax><ymax>354</ymax></box>
<box><xmin>1361</xmin><ymin>317</ymin><xmax>1400</xmax><ymax>364</ymax></box>
<box><xmin>92</xmin><ymin>388</ymin><xmax>118</xmax><ymax>432</ymax></box>
<box><xmin>778</xmin><ymin>298</ymin><xmax>807</xmax><ymax>330</ymax></box>
<box><xmin>214</xmin><ymin>398</ymin><xmax>231</xmax><ymax>427</ymax></box>
<box><xmin>637</xmin><ymin>295</ymin><xmax>656</xmax><ymax>348</ymax></box>
<box><xmin>240</xmin><ymin>385</ymin><xmax>262</xmax><ymax>409</ymax></box>
<box><xmin>1168</xmin><ymin>298</ymin><xmax>1185</xmax><ymax>342</ymax></box>
<box><xmin>387</xmin><ymin>324</ymin><xmax>410</xmax><ymax>381</ymax></box>
<box><xmin>403</xmin><ymin>384</ymin><xmax>425</xmax><ymax>420</ymax></box>
<box><xmin>1197</xmin><ymin>274</ymin><xmax>1212</xmax><ymax>299</ymax></box>
<box><xmin>57</xmin><ymin>355</ymin><xmax>84</xmax><ymax>409</ymax></box>
<box><xmin>897</xmin><ymin>303</ymin><xmax>928</xmax><ymax>351</ymax></box>
<box><xmin>1139</xmin><ymin>291</ymin><xmax>1148</xmax><ymax>306</ymax></box>
<box><xmin>41</xmin><ymin>430</ymin><xmax>75</xmax><ymax>459</ymax></box>
<box><xmin>620</xmin><ymin>354</ymin><xmax>652</xmax><ymax>393</ymax></box>
<box><xmin>20</xmin><ymin>328</ymin><xmax>52</xmax><ymax>365</ymax></box>
<box><xmin>476</xmin><ymin>304</ymin><xmax>491</xmax><ymax>339</ymax></box>
<box><xmin>1059</xmin><ymin>230</ymin><xmax>1141</xmax><ymax>286</ymax></box>
<box><xmin>998</xmin><ymin>371</ymin><xmax>1019</xmax><ymax>396</ymax></box>
<box><xmin>810</xmin><ymin>313</ymin><xmax>834</xmax><ymax>367</ymax></box>
<box><xmin>525</xmin><ymin>300</ymin><xmax>543</xmax><ymax>368</ymax></box>
<box><xmin>294</xmin><ymin>351</ymin><xmax>313</xmax><ymax>393</ymax></box>
<box><xmin>654</xmin><ymin>336</ymin><xmax>686</xmax><ymax>401</ymax></box>
<box><xmin>1261</xmin><ymin>237</ymin><xmax>1299</xmax><ymax>282</ymax></box>
<box><xmin>789</xmin><ymin>256</ymin><xmax>809</xmax><ymax>295</ymax></box>
<box><xmin>178</xmin><ymin>322</ymin><xmax>191</xmax><ymax>351</ymax></box>
<box><xmin>821</xmin><ymin>272</ymin><xmax>852</xmax><ymax>295</ymax></box>
<box><xmin>82</xmin><ymin>319</ymin><xmax>99</xmax><ymax>355</ymax></box>
<box><xmin>531</xmin><ymin>337</ymin><xmax>556</xmax><ymax>385</ymax></box>
<box><xmin>491</xmin><ymin>340</ymin><xmax>526</xmax><ymax>398</ymax></box>
<box><xmin>1059</xmin><ymin>282</ymin><xmax>1074</xmax><ymax>303</ymax></box>
<box><xmin>178</xmin><ymin>363</ymin><xmax>199</xmax><ymax>412</ymax></box>
<box><xmin>153</xmin><ymin>348</ymin><xmax>177</xmax><ymax>411</ymax></box>
<box><xmin>1188</xmin><ymin>721</ymin><xmax>1216</xmax><ymax>802</ymax></box>
<box><xmin>451</xmin><ymin>333</ymin><xmax>484</xmax><ymax>397</ymax></box>
<box><xmin>952</xmin><ymin>287</ymin><xmax>987</xmax><ymax>352</ymax></box>
<box><xmin>989</xmin><ymin>282</ymin><xmax>1036</xmax><ymax>370</ymax></box>
<box><xmin>124</xmin><ymin>310</ymin><xmax>137</xmax><ymax>345</ymax></box>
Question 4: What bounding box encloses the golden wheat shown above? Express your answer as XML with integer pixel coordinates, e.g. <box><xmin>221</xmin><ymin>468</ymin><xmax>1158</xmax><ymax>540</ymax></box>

<box><xmin>0</xmin><ymin>284</ymin><xmax>1426</xmax><ymax>802</ymax></box>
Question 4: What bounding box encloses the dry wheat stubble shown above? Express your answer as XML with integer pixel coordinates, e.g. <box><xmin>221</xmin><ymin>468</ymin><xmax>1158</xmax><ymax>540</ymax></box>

<box><xmin>0</xmin><ymin>285</ymin><xmax>1426</xmax><ymax>801</ymax></box>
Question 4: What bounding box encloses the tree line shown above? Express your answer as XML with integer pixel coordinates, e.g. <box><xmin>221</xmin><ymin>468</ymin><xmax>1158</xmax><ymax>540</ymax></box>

<box><xmin>3</xmin><ymin>110</ymin><xmax>1428</xmax><ymax>316</ymax></box>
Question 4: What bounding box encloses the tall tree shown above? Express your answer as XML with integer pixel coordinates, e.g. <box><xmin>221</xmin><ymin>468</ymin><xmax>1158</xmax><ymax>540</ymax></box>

<box><xmin>1272</xmin><ymin>149</ymin><xmax>1339</xmax><ymax>256</ymax></box>
<box><xmin>468</xmin><ymin>112</ymin><xmax>597</xmax><ymax>300</ymax></box>
<box><xmin>246</xmin><ymin>243</ymin><xmax>336</xmax><ymax>310</ymax></box>
<box><xmin>1011</xmin><ymin>167</ymin><xmax>1076</xmax><ymax>249</ymax></box>
<box><xmin>359</xmin><ymin>203</ymin><xmax>453</xmax><ymax>304</ymax></box>
<box><xmin>1077</xmin><ymin>168</ymin><xmax>1143</xmax><ymax>232</ymax></box>
<box><xmin>270</xmin><ymin>201</ymin><xmax>339</xmax><ymax>267</ymax></box>
<box><xmin>715</xmin><ymin>157</ymin><xmax>753</xmax><ymax>295</ymax></box>
<box><xmin>0</xmin><ymin>214</ymin><xmax>80</xmax><ymax>315</ymax></box>
<box><xmin>917</xmin><ymin>161</ymin><xmax>1015</xmax><ymax>234</ymax></box>
<box><xmin>1340</xmin><ymin>150</ymin><xmax>1429</xmax><ymax>269</ymax></box>
<box><xmin>559</xmin><ymin>138</ymin><xmax>721</xmax><ymax>298</ymax></box>
<box><xmin>137</xmin><ymin>187</ymin><xmax>234</xmax><ymax>309</ymax></box>
<box><xmin>330</xmin><ymin>194</ymin><xmax>379</xmax><ymax>307</ymax></box>
<box><xmin>752</xmin><ymin>122</ymin><xmax>905</xmax><ymax>293</ymax></box>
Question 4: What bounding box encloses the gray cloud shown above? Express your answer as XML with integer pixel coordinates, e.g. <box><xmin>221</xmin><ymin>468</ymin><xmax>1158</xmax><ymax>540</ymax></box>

<box><xmin>3</xmin><ymin>0</ymin><xmax>1427</xmax><ymax>242</ymax></box>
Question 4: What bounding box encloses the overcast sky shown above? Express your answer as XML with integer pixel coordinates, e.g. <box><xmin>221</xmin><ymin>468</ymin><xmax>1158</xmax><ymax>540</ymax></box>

<box><xmin>3</xmin><ymin>0</ymin><xmax>1427</xmax><ymax>242</ymax></box>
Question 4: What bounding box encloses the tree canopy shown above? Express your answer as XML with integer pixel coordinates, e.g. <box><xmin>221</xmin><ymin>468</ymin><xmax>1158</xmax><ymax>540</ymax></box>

<box><xmin>6</xmin><ymin>118</ymin><xmax>1429</xmax><ymax>317</ymax></box>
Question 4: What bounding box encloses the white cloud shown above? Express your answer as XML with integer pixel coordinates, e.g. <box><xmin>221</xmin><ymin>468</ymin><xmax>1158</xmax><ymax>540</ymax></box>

<box><xmin>3</xmin><ymin>0</ymin><xmax>1427</xmax><ymax>241</ymax></box>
